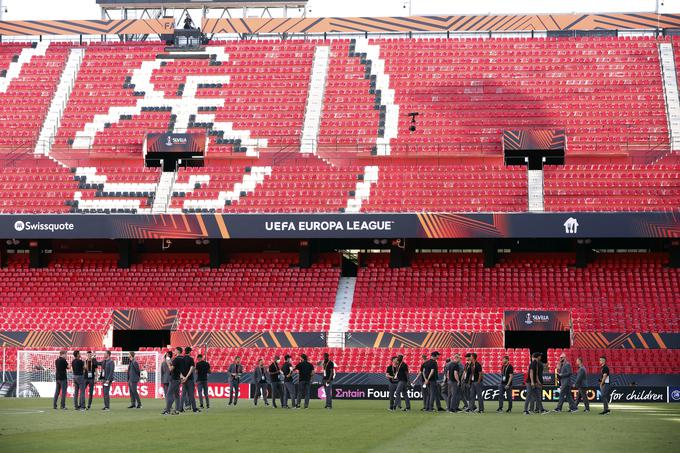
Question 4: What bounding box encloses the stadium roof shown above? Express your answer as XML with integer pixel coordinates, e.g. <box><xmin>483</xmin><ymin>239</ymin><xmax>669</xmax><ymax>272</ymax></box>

<box><xmin>96</xmin><ymin>0</ymin><xmax>307</xmax><ymax>7</ymax></box>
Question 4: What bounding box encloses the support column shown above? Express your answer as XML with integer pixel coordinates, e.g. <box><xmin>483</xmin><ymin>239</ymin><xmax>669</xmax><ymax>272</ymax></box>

<box><xmin>0</xmin><ymin>241</ymin><xmax>7</xmax><ymax>268</ymax></box>
<box><xmin>116</xmin><ymin>239</ymin><xmax>132</xmax><ymax>269</ymax></box>
<box><xmin>389</xmin><ymin>239</ymin><xmax>408</xmax><ymax>268</ymax></box>
<box><xmin>209</xmin><ymin>240</ymin><xmax>222</xmax><ymax>269</ymax></box>
<box><xmin>28</xmin><ymin>240</ymin><xmax>48</xmax><ymax>269</ymax></box>
<box><xmin>299</xmin><ymin>240</ymin><xmax>318</xmax><ymax>269</ymax></box>
<box><xmin>483</xmin><ymin>239</ymin><xmax>498</xmax><ymax>268</ymax></box>
<box><xmin>669</xmin><ymin>240</ymin><xmax>680</xmax><ymax>268</ymax></box>
<box><xmin>575</xmin><ymin>239</ymin><xmax>593</xmax><ymax>268</ymax></box>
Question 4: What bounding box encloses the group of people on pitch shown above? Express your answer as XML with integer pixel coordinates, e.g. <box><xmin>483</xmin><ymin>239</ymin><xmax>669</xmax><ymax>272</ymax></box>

<box><xmin>161</xmin><ymin>349</ymin><xmax>337</xmax><ymax>415</ymax></box>
<box><xmin>386</xmin><ymin>351</ymin><xmax>612</xmax><ymax>415</ymax></box>
<box><xmin>52</xmin><ymin>349</ymin><xmax>117</xmax><ymax>411</ymax></box>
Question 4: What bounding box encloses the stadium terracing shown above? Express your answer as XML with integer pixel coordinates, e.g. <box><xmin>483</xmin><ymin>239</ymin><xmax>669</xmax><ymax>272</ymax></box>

<box><xmin>0</xmin><ymin>5</ymin><xmax>678</xmax><ymax>391</ymax></box>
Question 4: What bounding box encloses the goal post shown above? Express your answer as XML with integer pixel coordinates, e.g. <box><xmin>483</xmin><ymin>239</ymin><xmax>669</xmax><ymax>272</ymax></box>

<box><xmin>16</xmin><ymin>350</ymin><xmax>162</xmax><ymax>399</ymax></box>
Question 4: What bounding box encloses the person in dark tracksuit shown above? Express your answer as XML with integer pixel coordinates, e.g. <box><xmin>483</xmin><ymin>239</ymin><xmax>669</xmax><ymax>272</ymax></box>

<box><xmin>423</xmin><ymin>351</ymin><xmax>443</xmax><ymax>412</ymax></box>
<box><xmin>321</xmin><ymin>353</ymin><xmax>335</xmax><ymax>409</ymax></box>
<box><xmin>523</xmin><ymin>352</ymin><xmax>545</xmax><ymax>415</ymax></box>
<box><xmin>253</xmin><ymin>359</ymin><xmax>270</xmax><ymax>406</ymax></box>
<box><xmin>599</xmin><ymin>356</ymin><xmax>611</xmax><ymax>415</ymax></box>
<box><xmin>53</xmin><ymin>350</ymin><xmax>69</xmax><ymax>410</ymax></box>
<box><xmin>196</xmin><ymin>354</ymin><xmax>210</xmax><ymax>409</ymax></box>
<box><xmin>467</xmin><ymin>353</ymin><xmax>484</xmax><ymax>413</ymax></box>
<box><xmin>160</xmin><ymin>351</ymin><xmax>173</xmax><ymax>414</ymax></box>
<box><xmin>181</xmin><ymin>347</ymin><xmax>199</xmax><ymax>413</ymax></box>
<box><xmin>498</xmin><ymin>355</ymin><xmax>513</xmax><ymax>413</ymax></box>
<box><xmin>72</xmin><ymin>350</ymin><xmax>85</xmax><ymax>411</ymax></box>
<box><xmin>163</xmin><ymin>350</ymin><xmax>183</xmax><ymax>415</ymax></box>
<box><xmin>269</xmin><ymin>355</ymin><xmax>283</xmax><ymax>408</ymax></box>
<box><xmin>84</xmin><ymin>351</ymin><xmax>99</xmax><ymax>410</ymax></box>
<box><xmin>100</xmin><ymin>350</ymin><xmax>115</xmax><ymax>411</ymax></box>
<box><xmin>386</xmin><ymin>356</ymin><xmax>399</xmax><ymax>411</ymax></box>
<box><xmin>573</xmin><ymin>357</ymin><xmax>590</xmax><ymax>412</ymax></box>
<box><xmin>127</xmin><ymin>352</ymin><xmax>142</xmax><ymax>409</ymax></box>
<box><xmin>461</xmin><ymin>353</ymin><xmax>472</xmax><ymax>411</ymax></box>
<box><xmin>295</xmin><ymin>354</ymin><xmax>314</xmax><ymax>409</ymax></box>
<box><xmin>227</xmin><ymin>356</ymin><xmax>243</xmax><ymax>406</ymax></box>
<box><xmin>281</xmin><ymin>355</ymin><xmax>296</xmax><ymax>408</ymax></box>
<box><xmin>393</xmin><ymin>355</ymin><xmax>411</xmax><ymax>412</ymax></box>
<box><xmin>447</xmin><ymin>354</ymin><xmax>462</xmax><ymax>412</ymax></box>
<box><xmin>554</xmin><ymin>353</ymin><xmax>576</xmax><ymax>412</ymax></box>
<box><xmin>412</xmin><ymin>354</ymin><xmax>429</xmax><ymax>411</ymax></box>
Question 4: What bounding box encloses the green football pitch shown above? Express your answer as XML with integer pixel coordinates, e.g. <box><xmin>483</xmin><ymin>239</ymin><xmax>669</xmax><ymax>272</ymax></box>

<box><xmin>0</xmin><ymin>399</ymin><xmax>678</xmax><ymax>452</ymax></box>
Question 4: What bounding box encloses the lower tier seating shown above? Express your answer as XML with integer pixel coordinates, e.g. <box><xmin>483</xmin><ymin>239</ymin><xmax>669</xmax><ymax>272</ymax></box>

<box><xmin>548</xmin><ymin>349</ymin><xmax>680</xmax><ymax>375</ymax></box>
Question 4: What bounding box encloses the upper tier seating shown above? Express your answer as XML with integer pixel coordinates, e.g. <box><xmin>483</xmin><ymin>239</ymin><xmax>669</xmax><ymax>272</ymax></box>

<box><xmin>0</xmin><ymin>37</ymin><xmax>677</xmax><ymax>214</ymax></box>
<box><xmin>351</xmin><ymin>253</ymin><xmax>679</xmax><ymax>332</ymax></box>
<box><xmin>0</xmin><ymin>252</ymin><xmax>340</xmax><ymax>332</ymax></box>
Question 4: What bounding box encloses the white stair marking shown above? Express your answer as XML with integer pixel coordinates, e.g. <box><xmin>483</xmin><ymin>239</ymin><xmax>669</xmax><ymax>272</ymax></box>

<box><xmin>152</xmin><ymin>171</ymin><xmax>176</xmax><ymax>213</ymax></box>
<box><xmin>528</xmin><ymin>169</ymin><xmax>544</xmax><ymax>212</ymax></box>
<box><xmin>300</xmin><ymin>45</ymin><xmax>330</xmax><ymax>155</ymax></box>
<box><xmin>659</xmin><ymin>43</ymin><xmax>680</xmax><ymax>150</ymax></box>
<box><xmin>0</xmin><ymin>41</ymin><xmax>49</xmax><ymax>93</ymax></box>
<box><xmin>182</xmin><ymin>166</ymin><xmax>272</xmax><ymax>211</ymax></box>
<box><xmin>354</xmin><ymin>39</ymin><xmax>400</xmax><ymax>156</ymax></box>
<box><xmin>35</xmin><ymin>48</ymin><xmax>85</xmax><ymax>156</ymax></box>
<box><xmin>327</xmin><ymin>276</ymin><xmax>356</xmax><ymax>348</ymax></box>
<box><xmin>345</xmin><ymin>165</ymin><xmax>378</xmax><ymax>213</ymax></box>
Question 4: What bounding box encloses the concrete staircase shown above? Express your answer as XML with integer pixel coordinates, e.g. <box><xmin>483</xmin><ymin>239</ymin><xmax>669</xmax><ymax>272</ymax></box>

<box><xmin>527</xmin><ymin>169</ymin><xmax>544</xmax><ymax>212</ymax></box>
<box><xmin>35</xmin><ymin>47</ymin><xmax>85</xmax><ymax>156</ymax></box>
<box><xmin>659</xmin><ymin>43</ymin><xmax>680</xmax><ymax>150</ymax></box>
<box><xmin>345</xmin><ymin>166</ymin><xmax>379</xmax><ymax>212</ymax></box>
<box><xmin>327</xmin><ymin>277</ymin><xmax>356</xmax><ymax>347</ymax></box>
<box><xmin>152</xmin><ymin>171</ymin><xmax>176</xmax><ymax>213</ymax></box>
<box><xmin>300</xmin><ymin>45</ymin><xmax>330</xmax><ymax>155</ymax></box>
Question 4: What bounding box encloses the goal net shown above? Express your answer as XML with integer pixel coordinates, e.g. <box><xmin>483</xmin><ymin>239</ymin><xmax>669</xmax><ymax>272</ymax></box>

<box><xmin>16</xmin><ymin>350</ymin><xmax>162</xmax><ymax>399</ymax></box>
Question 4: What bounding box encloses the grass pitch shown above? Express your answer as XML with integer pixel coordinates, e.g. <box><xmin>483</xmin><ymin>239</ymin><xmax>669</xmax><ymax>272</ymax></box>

<box><xmin>0</xmin><ymin>399</ymin><xmax>678</xmax><ymax>452</ymax></box>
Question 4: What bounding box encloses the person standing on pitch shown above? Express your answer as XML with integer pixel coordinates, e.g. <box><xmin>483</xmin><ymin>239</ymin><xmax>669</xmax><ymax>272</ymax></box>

<box><xmin>536</xmin><ymin>353</ymin><xmax>547</xmax><ymax>413</ymax></box>
<box><xmin>573</xmin><ymin>357</ymin><xmax>590</xmax><ymax>412</ymax></box>
<box><xmin>599</xmin><ymin>356</ymin><xmax>611</xmax><ymax>415</ymax></box>
<box><xmin>386</xmin><ymin>356</ymin><xmax>399</xmax><ymax>411</ymax></box>
<box><xmin>269</xmin><ymin>355</ymin><xmax>283</xmax><ymax>408</ymax></box>
<box><xmin>281</xmin><ymin>355</ymin><xmax>296</xmax><ymax>408</ymax></box>
<box><xmin>160</xmin><ymin>351</ymin><xmax>171</xmax><ymax>400</ymax></box>
<box><xmin>498</xmin><ymin>355</ymin><xmax>513</xmax><ymax>413</ymax></box>
<box><xmin>71</xmin><ymin>350</ymin><xmax>85</xmax><ymax>411</ymax></box>
<box><xmin>227</xmin><ymin>356</ymin><xmax>243</xmax><ymax>406</ymax></box>
<box><xmin>423</xmin><ymin>351</ymin><xmax>444</xmax><ymax>412</ymax></box>
<box><xmin>83</xmin><ymin>351</ymin><xmax>99</xmax><ymax>410</ymax></box>
<box><xmin>467</xmin><ymin>353</ymin><xmax>484</xmax><ymax>413</ymax></box>
<box><xmin>196</xmin><ymin>354</ymin><xmax>211</xmax><ymax>410</ymax></box>
<box><xmin>253</xmin><ymin>359</ymin><xmax>270</xmax><ymax>406</ymax></box>
<box><xmin>295</xmin><ymin>353</ymin><xmax>314</xmax><ymax>409</ymax></box>
<box><xmin>523</xmin><ymin>354</ymin><xmax>535</xmax><ymax>414</ymax></box>
<box><xmin>412</xmin><ymin>354</ymin><xmax>429</xmax><ymax>411</ymax></box>
<box><xmin>554</xmin><ymin>353</ymin><xmax>576</xmax><ymax>413</ymax></box>
<box><xmin>321</xmin><ymin>353</ymin><xmax>336</xmax><ymax>409</ymax></box>
<box><xmin>53</xmin><ymin>350</ymin><xmax>69</xmax><ymax>410</ymax></box>
<box><xmin>181</xmin><ymin>347</ymin><xmax>199</xmax><ymax>413</ymax></box>
<box><xmin>394</xmin><ymin>354</ymin><xmax>411</xmax><ymax>412</ymax></box>
<box><xmin>127</xmin><ymin>352</ymin><xmax>142</xmax><ymax>409</ymax></box>
<box><xmin>163</xmin><ymin>350</ymin><xmax>183</xmax><ymax>415</ymax></box>
<box><xmin>446</xmin><ymin>354</ymin><xmax>462</xmax><ymax>412</ymax></box>
<box><xmin>100</xmin><ymin>350</ymin><xmax>115</xmax><ymax>411</ymax></box>
<box><xmin>461</xmin><ymin>353</ymin><xmax>472</xmax><ymax>411</ymax></box>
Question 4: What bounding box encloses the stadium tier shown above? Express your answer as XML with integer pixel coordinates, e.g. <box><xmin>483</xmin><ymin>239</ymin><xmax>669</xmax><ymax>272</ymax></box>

<box><xmin>0</xmin><ymin>253</ymin><xmax>339</xmax><ymax>331</ymax></box>
<box><xmin>0</xmin><ymin>252</ymin><xmax>677</xmax><ymax>334</ymax></box>
<box><xmin>352</xmin><ymin>253</ymin><xmax>679</xmax><ymax>333</ymax></box>
<box><xmin>0</xmin><ymin>36</ymin><xmax>678</xmax><ymax>214</ymax></box>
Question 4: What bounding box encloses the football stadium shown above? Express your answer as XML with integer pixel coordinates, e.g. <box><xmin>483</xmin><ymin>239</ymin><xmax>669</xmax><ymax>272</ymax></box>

<box><xmin>0</xmin><ymin>0</ymin><xmax>679</xmax><ymax>451</ymax></box>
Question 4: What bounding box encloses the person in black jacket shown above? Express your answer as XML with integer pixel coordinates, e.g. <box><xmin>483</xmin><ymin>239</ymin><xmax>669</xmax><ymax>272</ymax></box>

<box><xmin>83</xmin><ymin>351</ymin><xmax>99</xmax><ymax>410</ymax></box>
<box><xmin>394</xmin><ymin>354</ymin><xmax>411</xmax><ymax>412</ymax></box>
<box><xmin>196</xmin><ymin>354</ymin><xmax>211</xmax><ymax>409</ymax></box>
<box><xmin>72</xmin><ymin>350</ymin><xmax>85</xmax><ymax>411</ymax></box>
<box><xmin>294</xmin><ymin>354</ymin><xmax>314</xmax><ymax>409</ymax></box>
<box><xmin>269</xmin><ymin>355</ymin><xmax>283</xmax><ymax>408</ymax></box>
<box><xmin>498</xmin><ymin>355</ymin><xmax>513</xmax><ymax>413</ymax></box>
<box><xmin>321</xmin><ymin>353</ymin><xmax>335</xmax><ymax>409</ymax></box>
<box><xmin>53</xmin><ymin>350</ymin><xmax>69</xmax><ymax>410</ymax></box>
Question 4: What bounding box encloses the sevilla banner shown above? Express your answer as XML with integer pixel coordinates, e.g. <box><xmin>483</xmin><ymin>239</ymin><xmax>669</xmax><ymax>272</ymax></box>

<box><xmin>504</xmin><ymin>310</ymin><xmax>571</xmax><ymax>331</ymax></box>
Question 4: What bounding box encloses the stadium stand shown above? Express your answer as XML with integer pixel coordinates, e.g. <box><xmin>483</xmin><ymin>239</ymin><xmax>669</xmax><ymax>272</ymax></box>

<box><xmin>0</xmin><ymin>36</ymin><xmax>677</xmax><ymax>214</ymax></box>
<box><xmin>548</xmin><ymin>349</ymin><xmax>680</xmax><ymax>375</ymax></box>
<box><xmin>351</xmin><ymin>253</ymin><xmax>679</xmax><ymax>333</ymax></box>
<box><xmin>0</xmin><ymin>252</ymin><xmax>340</xmax><ymax>332</ymax></box>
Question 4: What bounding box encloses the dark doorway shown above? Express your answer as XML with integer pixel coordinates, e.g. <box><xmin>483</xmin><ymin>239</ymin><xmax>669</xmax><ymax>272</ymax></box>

<box><xmin>505</xmin><ymin>331</ymin><xmax>571</xmax><ymax>363</ymax></box>
<box><xmin>113</xmin><ymin>330</ymin><xmax>171</xmax><ymax>351</ymax></box>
